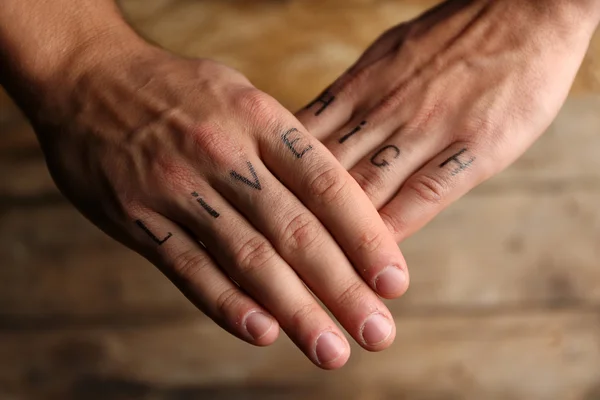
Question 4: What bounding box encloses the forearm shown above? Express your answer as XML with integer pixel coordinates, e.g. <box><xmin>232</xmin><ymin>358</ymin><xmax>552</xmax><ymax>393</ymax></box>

<box><xmin>0</xmin><ymin>0</ymin><xmax>141</xmax><ymax>106</ymax></box>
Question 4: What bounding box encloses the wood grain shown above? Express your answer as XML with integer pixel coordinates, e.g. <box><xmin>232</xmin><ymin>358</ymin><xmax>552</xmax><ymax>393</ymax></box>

<box><xmin>2</xmin><ymin>312</ymin><xmax>600</xmax><ymax>400</ymax></box>
<box><xmin>1</xmin><ymin>0</ymin><xmax>600</xmax><ymax>399</ymax></box>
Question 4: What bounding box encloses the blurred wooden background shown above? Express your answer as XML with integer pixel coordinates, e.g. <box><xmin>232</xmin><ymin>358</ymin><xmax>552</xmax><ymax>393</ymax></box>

<box><xmin>2</xmin><ymin>1</ymin><xmax>600</xmax><ymax>399</ymax></box>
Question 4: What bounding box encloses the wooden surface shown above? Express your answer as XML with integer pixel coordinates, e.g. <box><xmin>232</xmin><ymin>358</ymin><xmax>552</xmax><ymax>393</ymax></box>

<box><xmin>1</xmin><ymin>1</ymin><xmax>600</xmax><ymax>399</ymax></box>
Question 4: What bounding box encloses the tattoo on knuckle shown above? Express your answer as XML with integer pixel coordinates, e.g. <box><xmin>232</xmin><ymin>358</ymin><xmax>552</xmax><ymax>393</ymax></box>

<box><xmin>439</xmin><ymin>148</ymin><xmax>476</xmax><ymax>176</ymax></box>
<box><xmin>307</xmin><ymin>167</ymin><xmax>348</xmax><ymax>203</ymax></box>
<box><xmin>371</xmin><ymin>145</ymin><xmax>401</xmax><ymax>168</ymax></box>
<box><xmin>230</xmin><ymin>161</ymin><xmax>262</xmax><ymax>190</ymax></box>
<box><xmin>282</xmin><ymin>213</ymin><xmax>322</xmax><ymax>252</ymax></box>
<box><xmin>136</xmin><ymin>219</ymin><xmax>173</xmax><ymax>246</ymax></box>
<box><xmin>305</xmin><ymin>90</ymin><xmax>336</xmax><ymax>116</ymax></box>
<box><xmin>282</xmin><ymin>128</ymin><xmax>313</xmax><ymax>159</ymax></box>
<box><xmin>407</xmin><ymin>173</ymin><xmax>447</xmax><ymax>204</ymax></box>
<box><xmin>234</xmin><ymin>236</ymin><xmax>275</xmax><ymax>274</ymax></box>
<box><xmin>191</xmin><ymin>192</ymin><xmax>220</xmax><ymax>218</ymax></box>
<box><xmin>339</xmin><ymin>121</ymin><xmax>367</xmax><ymax>144</ymax></box>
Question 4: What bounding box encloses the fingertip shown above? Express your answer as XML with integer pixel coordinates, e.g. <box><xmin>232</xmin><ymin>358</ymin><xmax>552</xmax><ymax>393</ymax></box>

<box><xmin>314</xmin><ymin>331</ymin><xmax>351</xmax><ymax>370</ymax></box>
<box><xmin>243</xmin><ymin>310</ymin><xmax>280</xmax><ymax>346</ymax></box>
<box><xmin>359</xmin><ymin>312</ymin><xmax>396</xmax><ymax>352</ymax></box>
<box><xmin>374</xmin><ymin>265</ymin><xmax>410</xmax><ymax>299</ymax></box>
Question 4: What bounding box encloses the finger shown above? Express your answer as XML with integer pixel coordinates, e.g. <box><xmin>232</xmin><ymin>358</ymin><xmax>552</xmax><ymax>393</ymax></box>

<box><xmin>295</xmin><ymin>86</ymin><xmax>354</xmax><ymax>141</ymax></box>
<box><xmin>320</xmin><ymin>87</ymin><xmax>421</xmax><ymax>169</ymax></box>
<box><xmin>129</xmin><ymin>210</ymin><xmax>279</xmax><ymax>347</ymax></box>
<box><xmin>348</xmin><ymin>123</ymin><xmax>452</xmax><ymax>210</ymax></box>
<box><xmin>215</xmin><ymin>158</ymin><xmax>397</xmax><ymax>350</ymax></box>
<box><xmin>162</xmin><ymin>183</ymin><xmax>352</xmax><ymax>369</ymax></box>
<box><xmin>379</xmin><ymin>142</ymin><xmax>492</xmax><ymax>242</ymax></box>
<box><xmin>295</xmin><ymin>26</ymin><xmax>409</xmax><ymax>140</ymax></box>
<box><xmin>258</xmin><ymin>119</ymin><xmax>409</xmax><ymax>299</ymax></box>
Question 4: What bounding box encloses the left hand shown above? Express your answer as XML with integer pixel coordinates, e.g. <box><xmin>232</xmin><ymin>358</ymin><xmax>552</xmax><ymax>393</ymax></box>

<box><xmin>296</xmin><ymin>0</ymin><xmax>599</xmax><ymax>242</ymax></box>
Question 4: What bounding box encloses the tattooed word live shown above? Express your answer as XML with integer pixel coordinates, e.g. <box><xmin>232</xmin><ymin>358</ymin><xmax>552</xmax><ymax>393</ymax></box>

<box><xmin>371</xmin><ymin>145</ymin><xmax>401</xmax><ymax>167</ymax></box>
<box><xmin>306</xmin><ymin>91</ymin><xmax>335</xmax><ymax>116</ymax></box>
<box><xmin>136</xmin><ymin>220</ymin><xmax>173</xmax><ymax>245</ymax></box>
<box><xmin>282</xmin><ymin>128</ymin><xmax>314</xmax><ymax>159</ymax></box>
<box><xmin>231</xmin><ymin>161</ymin><xmax>262</xmax><ymax>190</ymax></box>
<box><xmin>192</xmin><ymin>192</ymin><xmax>220</xmax><ymax>219</ymax></box>
<box><xmin>439</xmin><ymin>148</ymin><xmax>475</xmax><ymax>176</ymax></box>
<box><xmin>339</xmin><ymin>121</ymin><xmax>367</xmax><ymax>144</ymax></box>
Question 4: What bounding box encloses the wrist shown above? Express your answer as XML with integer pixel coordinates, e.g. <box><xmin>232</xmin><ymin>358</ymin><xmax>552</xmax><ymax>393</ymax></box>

<box><xmin>0</xmin><ymin>1</ymin><xmax>146</xmax><ymax>112</ymax></box>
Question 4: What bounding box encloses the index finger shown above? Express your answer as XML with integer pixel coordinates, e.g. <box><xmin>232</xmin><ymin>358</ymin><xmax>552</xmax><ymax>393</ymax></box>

<box><xmin>259</xmin><ymin>123</ymin><xmax>409</xmax><ymax>299</ymax></box>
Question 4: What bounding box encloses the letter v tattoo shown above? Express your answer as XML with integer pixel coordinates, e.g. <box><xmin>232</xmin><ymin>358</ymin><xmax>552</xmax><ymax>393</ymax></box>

<box><xmin>230</xmin><ymin>161</ymin><xmax>262</xmax><ymax>190</ymax></box>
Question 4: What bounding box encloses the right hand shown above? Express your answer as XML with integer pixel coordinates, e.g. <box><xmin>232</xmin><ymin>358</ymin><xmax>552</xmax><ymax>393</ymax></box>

<box><xmin>26</xmin><ymin>41</ymin><xmax>409</xmax><ymax>369</ymax></box>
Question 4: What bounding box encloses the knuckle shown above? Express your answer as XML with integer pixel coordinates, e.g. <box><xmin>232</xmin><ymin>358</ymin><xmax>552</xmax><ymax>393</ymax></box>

<box><xmin>354</xmin><ymin>230</ymin><xmax>385</xmax><ymax>255</ymax></box>
<box><xmin>379</xmin><ymin>208</ymin><xmax>404</xmax><ymax>240</ymax></box>
<box><xmin>281</xmin><ymin>212</ymin><xmax>323</xmax><ymax>253</ymax></box>
<box><xmin>171</xmin><ymin>249</ymin><xmax>209</xmax><ymax>281</ymax></box>
<box><xmin>375</xmin><ymin>88</ymin><xmax>408</xmax><ymax>117</ymax></box>
<box><xmin>350</xmin><ymin>168</ymin><xmax>385</xmax><ymax>200</ymax></box>
<box><xmin>233</xmin><ymin>236</ymin><xmax>276</xmax><ymax>275</ymax></box>
<box><xmin>335</xmin><ymin>280</ymin><xmax>366</xmax><ymax>307</ymax></box>
<box><xmin>289</xmin><ymin>302</ymin><xmax>322</xmax><ymax>331</ymax></box>
<box><xmin>188</xmin><ymin>123</ymin><xmax>243</xmax><ymax>168</ymax></box>
<box><xmin>153</xmin><ymin>160</ymin><xmax>194</xmax><ymax>192</ymax></box>
<box><xmin>236</xmin><ymin>90</ymin><xmax>282</xmax><ymax>132</ymax></box>
<box><xmin>404</xmin><ymin>173</ymin><xmax>449</xmax><ymax>205</ymax></box>
<box><xmin>408</xmin><ymin>101</ymin><xmax>448</xmax><ymax>131</ymax></box>
<box><xmin>215</xmin><ymin>287</ymin><xmax>243</xmax><ymax>318</ymax></box>
<box><xmin>307</xmin><ymin>167</ymin><xmax>349</xmax><ymax>204</ymax></box>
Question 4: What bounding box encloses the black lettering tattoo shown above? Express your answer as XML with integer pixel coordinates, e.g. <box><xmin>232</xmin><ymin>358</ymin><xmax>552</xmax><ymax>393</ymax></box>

<box><xmin>230</xmin><ymin>161</ymin><xmax>262</xmax><ymax>190</ymax></box>
<box><xmin>339</xmin><ymin>121</ymin><xmax>367</xmax><ymax>144</ymax></box>
<box><xmin>191</xmin><ymin>192</ymin><xmax>220</xmax><ymax>218</ymax></box>
<box><xmin>371</xmin><ymin>145</ymin><xmax>401</xmax><ymax>167</ymax></box>
<box><xmin>135</xmin><ymin>220</ymin><xmax>172</xmax><ymax>245</ymax></box>
<box><xmin>439</xmin><ymin>148</ymin><xmax>476</xmax><ymax>176</ymax></box>
<box><xmin>282</xmin><ymin>128</ymin><xmax>313</xmax><ymax>159</ymax></box>
<box><xmin>306</xmin><ymin>90</ymin><xmax>335</xmax><ymax>116</ymax></box>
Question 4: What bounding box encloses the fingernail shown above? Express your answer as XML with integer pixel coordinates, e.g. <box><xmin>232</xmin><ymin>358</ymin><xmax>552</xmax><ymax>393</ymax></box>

<box><xmin>245</xmin><ymin>312</ymin><xmax>274</xmax><ymax>340</ymax></box>
<box><xmin>315</xmin><ymin>331</ymin><xmax>346</xmax><ymax>365</ymax></box>
<box><xmin>374</xmin><ymin>266</ymin><xmax>406</xmax><ymax>296</ymax></box>
<box><xmin>361</xmin><ymin>313</ymin><xmax>393</xmax><ymax>346</ymax></box>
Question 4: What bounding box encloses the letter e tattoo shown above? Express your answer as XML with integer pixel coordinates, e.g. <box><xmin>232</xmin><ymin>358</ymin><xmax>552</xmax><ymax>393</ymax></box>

<box><xmin>282</xmin><ymin>128</ymin><xmax>313</xmax><ymax>159</ymax></box>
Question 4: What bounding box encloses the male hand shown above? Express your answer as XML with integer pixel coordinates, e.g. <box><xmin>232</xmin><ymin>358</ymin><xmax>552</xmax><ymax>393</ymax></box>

<box><xmin>297</xmin><ymin>0</ymin><xmax>599</xmax><ymax>242</ymax></box>
<box><xmin>11</xmin><ymin>38</ymin><xmax>409</xmax><ymax>368</ymax></box>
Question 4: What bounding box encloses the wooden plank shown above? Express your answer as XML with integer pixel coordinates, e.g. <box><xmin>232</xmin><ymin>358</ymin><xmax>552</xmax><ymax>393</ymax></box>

<box><xmin>0</xmin><ymin>205</ymin><xmax>197</xmax><ymax>325</ymax></box>
<box><xmin>1</xmin><ymin>311</ymin><xmax>599</xmax><ymax>399</ymax></box>
<box><xmin>2</xmin><ymin>189</ymin><xmax>600</xmax><ymax>323</ymax></box>
<box><xmin>120</xmin><ymin>0</ymin><xmax>600</xmax><ymax>107</ymax></box>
